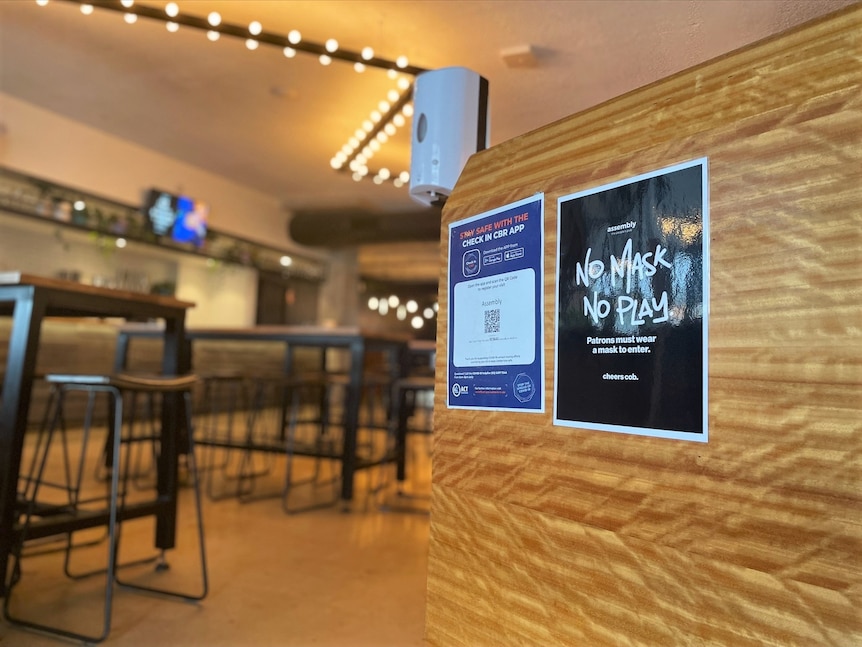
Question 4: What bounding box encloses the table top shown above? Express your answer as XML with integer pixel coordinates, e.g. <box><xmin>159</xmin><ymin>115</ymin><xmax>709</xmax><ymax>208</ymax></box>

<box><xmin>118</xmin><ymin>322</ymin><xmax>413</xmax><ymax>344</ymax></box>
<box><xmin>0</xmin><ymin>272</ymin><xmax>195</xmax><ymax>309</ymax></box>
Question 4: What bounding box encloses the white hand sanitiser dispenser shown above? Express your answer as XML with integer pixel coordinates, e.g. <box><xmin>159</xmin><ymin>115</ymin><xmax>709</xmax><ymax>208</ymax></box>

<box><xmin>409</xmin><ymin>67</ymin><xmax>489</xmax><ymax>206</ymax></box>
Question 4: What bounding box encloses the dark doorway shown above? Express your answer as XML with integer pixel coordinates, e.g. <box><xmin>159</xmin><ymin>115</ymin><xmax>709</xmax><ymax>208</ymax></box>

<box><xmin>256</xmin><ymin>272</ymin><xmax>320</xmax><ymax>325</ymax></box>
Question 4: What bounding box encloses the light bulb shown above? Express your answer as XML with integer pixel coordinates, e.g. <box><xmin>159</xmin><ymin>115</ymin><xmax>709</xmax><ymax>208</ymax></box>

<box><xmin>246</xmin><ymin>39</ymin><xmax>259</xmax><ymax>50</ymax></box>
<box><xmin>411</xmin><ymin>316</ymin><xmax>424</xmax><ymax>329</ymax></box>
<box><xmin>166</xmin><ymin>21</ymin><xmax>179</xmax><ymax>32</ymax></box>
<box><xmin>325</xmin><ymin>38</ymin><xmax>338</xmax><ymax>53</ymax></box>
<box><xmin>396</xmin><ymin>55</ymin><xmax>409</xmax><ymax>68</ymax></box>
<box><xmin>378</xmin><ymin>168</ymin><xmax>390</xmax><ymax>180</ymax></box>
<box><xmin>207</xmin><ymin>30</ymin><xmax>220</xmax><ymax>42</ymax></box>
<box><xmin>165</xmin><ymin>2</ymin><xmax>178</xmax><ymax>18</ymax></box>
<box><xmin>207</xmin><ymin>11</ymin><xmax>221</xmax><ymax>26</ymax></box>
<box><xmin>288</xmin><ymin>30</ymin><xmax>301</xmax><ymax>44</ymax></box>
<box><xmin>124</xmin><ymin>13</ymin><xmax>137</xmax><ymax>24</ymax></box>
<box><xmin>354</xmin><ymin>62</ymin><xmax>365</xmax><ymax>73</ymax></box>
<box><xmin>387</xmin><ymin>89</ymin><xmax>399</xmax><ymax>103</ymax></box>
<box><xmin>248</xmin><ymin>21</ymin><xmax>262</xmax><ymax>35</ymax></box>
<box><xmin>36</xmin><ymin>0</ymin><xmax>49</xmax><ymax>6</ymax></box>
<box><xmin>80</xmin><ymin>4</ymin><xmax>94</xmax><ymax>15</ymax></box>
<box><xmin>283</xmin><ymin>47</ymin><xmax>296</xmax><ymax>58</ymax></box>
<box><xmin>361</xmin><ymin>46</ymin><xmax>374</xmax><ymax>60</ymax></box>
<box><xmin>319</xmin><ymin>55</ymin><xmax>332</xmax><ymax>66</ymax></box>
<box><xmin>121</xmin><ymin>0</ymin><xmax>134</xmax><ymax>7</ymax></box>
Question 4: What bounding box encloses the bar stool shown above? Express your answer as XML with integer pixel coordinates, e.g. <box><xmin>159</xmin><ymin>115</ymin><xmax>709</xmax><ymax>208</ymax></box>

<box><xmin>4</xmin><ymin>372</ymin><xmax>208</xmax><ymax>644</ymax></box>
<box><xmin>196</xmin><ymin>369</ymin><xmax>260</xmax><ymax>501</ymax></box>
<box><xmin>375</xmin><ymin>375</ymin><xmax>435</xmax><ymax>511</ymax></box>
<box><xmin>227</xmin><ymin>373</ymin><xmax>340</xmax><ymax>513</ymax></box>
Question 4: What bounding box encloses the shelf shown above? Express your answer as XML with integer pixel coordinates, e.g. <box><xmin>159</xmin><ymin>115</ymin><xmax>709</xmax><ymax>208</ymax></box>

<box><xmin>0</xmin><ymin>166</ymin><xmax>326</xmax><ymax>281</ymax></box>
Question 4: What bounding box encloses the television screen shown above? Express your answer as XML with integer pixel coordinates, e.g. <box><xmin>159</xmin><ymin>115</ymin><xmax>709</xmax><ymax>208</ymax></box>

<box><xmin>143</xmin><ymin>189</ymin><xmax>208</xmax><ymax>248</ymax></box>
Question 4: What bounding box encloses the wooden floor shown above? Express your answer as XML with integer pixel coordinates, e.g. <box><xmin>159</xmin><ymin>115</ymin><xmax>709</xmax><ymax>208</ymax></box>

<box><xmin>0</xmin><ymin>418</ymin><xmax>433</xmax><ymax>646</ymax></box>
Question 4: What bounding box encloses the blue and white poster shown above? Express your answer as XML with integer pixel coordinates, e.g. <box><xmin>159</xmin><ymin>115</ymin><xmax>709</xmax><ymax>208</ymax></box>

<box><xmin>447</xmin><ymin>194</ymin><xmax>544</xmax><ymax>412</ymax></box>
<box><xmin>554</xmin><ymin>159</ymin><xmax>709</xmax><ymax>441</ymax></box>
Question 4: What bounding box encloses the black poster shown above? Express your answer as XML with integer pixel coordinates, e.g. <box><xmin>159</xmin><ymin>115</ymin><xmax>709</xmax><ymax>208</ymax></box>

<box><xmin>554</xmin><ymin>159</ymin><xmax>709</xmax><ymax>441</ymax></box>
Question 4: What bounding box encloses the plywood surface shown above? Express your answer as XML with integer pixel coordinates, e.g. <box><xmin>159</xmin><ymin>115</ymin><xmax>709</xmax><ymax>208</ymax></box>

<box><xmin>426</xmin><ymin>6</ymin><xmax>861</xmax><ymax>646</ymax></box>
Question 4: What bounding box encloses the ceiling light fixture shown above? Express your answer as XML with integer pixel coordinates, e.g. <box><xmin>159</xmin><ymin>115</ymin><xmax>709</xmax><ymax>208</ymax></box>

<box><xmin>49</xmin><ymin>0</ymin><xmax>427</xmax><ymax>189</ymax></box>
<box><xmin>52</xmin><ymin>0</ymin><xmax>427</xmax><ymax>75</ymax></box>
<box><xmin>330</xmin><ymin>81</ymin><xmax>414</xmax><ymax>188</ymax></box>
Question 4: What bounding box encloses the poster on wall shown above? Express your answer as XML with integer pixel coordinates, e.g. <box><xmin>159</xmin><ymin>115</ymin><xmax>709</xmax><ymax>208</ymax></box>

<box><xmin>448</xmin><ymin>194</ymin><xmax>544</xmax><ymax>412</ymax></box>
<box><xmin>554</xmin><ymin>158</ymin><xmax>709</xmax><ymax>441</ymax></box>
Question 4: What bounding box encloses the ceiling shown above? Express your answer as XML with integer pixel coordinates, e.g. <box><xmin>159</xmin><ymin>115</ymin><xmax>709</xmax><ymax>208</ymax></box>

<box><xmin>0</xmin><ymin>0</ymin><xmax>854</xmax><ymax>281</ymax></box>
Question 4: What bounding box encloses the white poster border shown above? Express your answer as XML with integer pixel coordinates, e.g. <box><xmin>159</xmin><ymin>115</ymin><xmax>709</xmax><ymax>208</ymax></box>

<box><xmin>552</xmin><ymin>158</ymin><xmax>710</xmax><ymax>442</ymax></box>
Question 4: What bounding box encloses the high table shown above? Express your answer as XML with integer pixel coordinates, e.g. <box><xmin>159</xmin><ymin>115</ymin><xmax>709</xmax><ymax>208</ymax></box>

<box><xmin>115</xmin><ymin>325</ymin><xmax>412</xmax><ymax>503</ymax></box>
<box><xmin>0</xmin><ymin>272</ymin><xmax>194</xmax><ymax>596</ymax></box>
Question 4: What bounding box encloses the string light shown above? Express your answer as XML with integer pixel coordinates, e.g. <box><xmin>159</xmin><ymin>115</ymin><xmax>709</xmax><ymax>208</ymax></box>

<box><xmin>47</xmin><ymin>0</ymin><xmax>426</xmax><ymax>189</ymax></box>
<box><xmin>52</xmin><ymin>1</ymin><xmax>425</xmax><ymax>74</ymax></box>
<box><xmin>366</xmin><ymin>294</ymin><xmax>436</xmax><ymax>330</ymax></box>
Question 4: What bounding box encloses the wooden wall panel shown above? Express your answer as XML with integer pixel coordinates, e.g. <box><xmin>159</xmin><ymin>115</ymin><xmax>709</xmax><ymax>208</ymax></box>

<box><xmin>426</xmin><ymin>6</ymin><xmax>861</xmax><ymax>646</ymax></box>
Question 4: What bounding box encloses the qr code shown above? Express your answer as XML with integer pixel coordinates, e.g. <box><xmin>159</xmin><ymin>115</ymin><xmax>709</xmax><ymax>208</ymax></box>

<box><xmin>484</xmin><ymin>308</ymin><xmax>501</xmax><ymax>333</ymax></box>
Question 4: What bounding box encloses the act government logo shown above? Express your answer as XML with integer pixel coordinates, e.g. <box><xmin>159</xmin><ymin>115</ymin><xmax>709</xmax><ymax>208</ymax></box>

<box><xmin>451</xmin><ymin>383</ymin><xmax>467</xmax><ymax>397</ymax></box>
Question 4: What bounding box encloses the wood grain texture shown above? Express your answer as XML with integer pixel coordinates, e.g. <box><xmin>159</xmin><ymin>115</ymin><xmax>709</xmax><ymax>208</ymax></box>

<box><xmin>426</xmin><ymin>6</ymin><xmax>861</xmax><ymax>646</ymax></box>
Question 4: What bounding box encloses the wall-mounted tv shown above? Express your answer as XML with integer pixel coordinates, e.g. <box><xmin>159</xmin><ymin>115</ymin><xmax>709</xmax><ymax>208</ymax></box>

<box><xmin>142</xmin><ymin>189</ymin><xmax>208</xmax><ymax>248</ymax></box>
